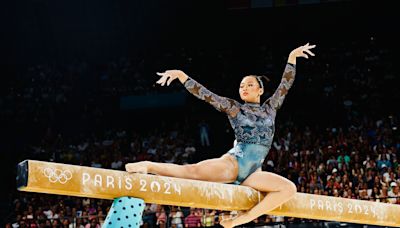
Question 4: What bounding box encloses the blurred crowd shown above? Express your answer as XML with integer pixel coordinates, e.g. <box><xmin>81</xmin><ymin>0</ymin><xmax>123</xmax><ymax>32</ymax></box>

<box><xmin>3</xmin><ymin>37</ymin><xmax>400</xmax><ymax>227</ymax></box>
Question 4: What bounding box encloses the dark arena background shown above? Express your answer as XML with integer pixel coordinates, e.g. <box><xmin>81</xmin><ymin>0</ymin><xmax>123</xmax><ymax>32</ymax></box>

<box><xmin>1</xmin><ymin>0</ymin><xmax>399</xmax><ymax>227</ymax></box>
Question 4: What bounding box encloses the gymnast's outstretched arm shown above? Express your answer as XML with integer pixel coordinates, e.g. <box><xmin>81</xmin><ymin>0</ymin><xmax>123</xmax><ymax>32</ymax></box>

<box><xmin>156</xmin><ymin>70</ymin><xmax>240</xmax><ymax>117</ymax></box>
<box><xmin>264</xmin><ymin>43</ymin><xmax>316</xmax><ymax>111</ymax></box>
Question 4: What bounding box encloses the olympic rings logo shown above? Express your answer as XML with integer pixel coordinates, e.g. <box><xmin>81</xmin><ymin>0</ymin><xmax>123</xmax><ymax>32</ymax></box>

<box><xmin>43</xmin><ymin>167</ymin><xmax>73</xmax><ymax>184</ymax></box>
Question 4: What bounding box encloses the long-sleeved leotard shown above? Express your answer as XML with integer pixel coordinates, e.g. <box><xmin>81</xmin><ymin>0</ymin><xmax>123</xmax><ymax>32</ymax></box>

<box><xmin>183</xmin><ymin>63</ymin><xmax>296</xmax><ymax>184</ymax></box>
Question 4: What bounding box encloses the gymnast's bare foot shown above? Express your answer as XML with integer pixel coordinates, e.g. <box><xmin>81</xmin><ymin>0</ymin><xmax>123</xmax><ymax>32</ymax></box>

<box><xmin>220</xmin><ymin>218</ymin><xmax>235</xmax><ymax>228</ymax></box>
<box><xmin>125</xmin><ymin>161</ymin><xmax>152</xmax><ymax>174</ymax></box>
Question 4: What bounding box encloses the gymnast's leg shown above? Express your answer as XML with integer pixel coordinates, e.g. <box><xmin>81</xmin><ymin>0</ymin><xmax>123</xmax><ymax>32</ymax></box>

<box><xmin>220</xmin><ymin>170</ymin><xmax>297</xmax><ymax>228</ymax></box>
<box><xmin>125</xmin><ymin>154</ymin><xmax>238</xmax><ymax>183</ymax></box>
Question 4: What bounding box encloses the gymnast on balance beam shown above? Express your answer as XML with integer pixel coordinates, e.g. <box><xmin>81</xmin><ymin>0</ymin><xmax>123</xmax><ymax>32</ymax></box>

<box><xmin>126</xmin><ymin>43</ymin><xmax>316</xmax><ymax>228</ymax></box>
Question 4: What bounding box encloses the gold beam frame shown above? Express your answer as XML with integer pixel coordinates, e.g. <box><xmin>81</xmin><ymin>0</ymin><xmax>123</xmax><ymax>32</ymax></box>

<box><xmin>17</xmin><ymin>160</ymin><xmax>400</xmax><ymax>227</ymax></box>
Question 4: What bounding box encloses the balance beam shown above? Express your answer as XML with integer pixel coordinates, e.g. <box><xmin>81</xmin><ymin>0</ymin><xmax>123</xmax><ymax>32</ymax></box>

<box><xmin>17</xmin><ymin>160</ymin><xmax>400</xmax><ymax>227</ymax></box>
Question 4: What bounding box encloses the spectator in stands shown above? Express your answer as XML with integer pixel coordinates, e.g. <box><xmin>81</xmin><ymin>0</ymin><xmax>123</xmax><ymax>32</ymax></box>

<box><xmin>156</xmin><ymin>205</ymin><xmax>167</xmax><ymax>228</ymax></box>
<box><xmin>184</xmin><ymin>208</ymin><xmax>201</xmax><ymax>228</ymax></box>
<box><xmin>201</xmin><ymin>209</ymin><xmax>215</xmax><ymax>227</ymax></box>
<box><xmin>388</xmin><ymin>182</ymin><xmax>400</xmax><ymax>204</ymax></box>
<box><xmin>169</xmin><ymin>206</ymin><xmax>184</xmax><ymax>228</ymax></box>
<box><xmin>198</xmin><ymin>120</ymin><xmax>210</xmax><ymax>147</ymax></box>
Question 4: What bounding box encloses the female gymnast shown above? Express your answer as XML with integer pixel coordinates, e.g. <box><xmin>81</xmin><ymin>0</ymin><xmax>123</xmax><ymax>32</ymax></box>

<box><xmin>126</xmin><ymin>43</ymin><xmax>316</xmax><ymax>228</ymax></box>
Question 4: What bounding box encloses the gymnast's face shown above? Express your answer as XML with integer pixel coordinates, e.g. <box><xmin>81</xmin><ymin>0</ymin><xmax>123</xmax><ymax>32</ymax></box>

<box><xmin>239</xmin><ymin>76</ymin><xmax>264</xmax><ymax>103</ymax></box>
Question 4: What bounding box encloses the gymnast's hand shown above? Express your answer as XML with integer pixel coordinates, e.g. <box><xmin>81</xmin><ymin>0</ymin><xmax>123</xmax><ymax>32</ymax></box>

<box><xmin>288</xmin><ymin>43</ymin><xmax>316</xmax><ymax>65</ymax></box>
<box><xmin>156</xmin><ymin>70</ymin><xmax>189</xmax><ymax>86</ymax></box>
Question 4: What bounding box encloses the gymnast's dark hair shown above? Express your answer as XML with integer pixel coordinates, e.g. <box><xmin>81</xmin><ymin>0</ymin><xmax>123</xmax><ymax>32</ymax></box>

<box><xmin>248</xmin><ymin>75</ymin><xmax>270</xmax><ymax>90</ymax></box>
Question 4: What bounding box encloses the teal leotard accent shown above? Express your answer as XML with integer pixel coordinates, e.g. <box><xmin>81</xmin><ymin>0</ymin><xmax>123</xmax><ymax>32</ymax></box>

<box><xmin>227</xmin><ymin>142</ymin><xmax>268</xmax><ymax>185</ymax></box>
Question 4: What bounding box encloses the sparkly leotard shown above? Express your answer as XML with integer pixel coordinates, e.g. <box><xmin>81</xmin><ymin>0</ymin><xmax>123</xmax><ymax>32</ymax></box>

<box><xmin>184</xmin><ymin>63</ymin><xmax>296</xmax><ymax>184</ymax></box>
